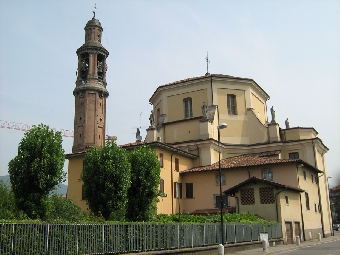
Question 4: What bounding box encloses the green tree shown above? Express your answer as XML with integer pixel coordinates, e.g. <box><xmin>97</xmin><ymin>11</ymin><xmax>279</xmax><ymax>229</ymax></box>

<box><xmin>48</xmin><ymin>195</ymin><xmax>82</xmax><ymax>222</ymax></box>
<box><xmin>0</xmin><ymin>180</ymin><xmax>16</xmax><ymax>219</ymax></box>
<box><xmin>8</xmin><ymin>124</ymin><xmax>65</xmax><ymax>219</ymax></box>
<box><xmin>82</xmin><ymin>140</ymin><xmax>131</xmax><ymax>220</ymax></box>
<box><xmin>126</xmin><ymin>145</ymin><xmax>161</xmax><ymax>221</ymax></box>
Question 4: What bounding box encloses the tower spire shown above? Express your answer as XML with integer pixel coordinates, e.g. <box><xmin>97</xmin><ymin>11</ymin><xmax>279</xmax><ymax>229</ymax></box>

<box><xmin>205</xmin><ymin>52</ymin><xmax>210</xmax><ymax>75</ymax></box>
<box><xmin>72</xmin><ymin>16</ymin><xmax>109</xmax><ymax>153</ymax></box>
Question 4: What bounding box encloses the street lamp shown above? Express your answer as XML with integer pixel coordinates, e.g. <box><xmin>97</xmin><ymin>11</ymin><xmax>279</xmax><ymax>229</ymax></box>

<box><xmin>327</xmin><ymin>176</ymin><xmax>333</xmax><ymax>236</ymax></box>
<box><xmin>217</xmin><ymin>123</ymin><xmax>227</xmax><ymax>252</ymax></box>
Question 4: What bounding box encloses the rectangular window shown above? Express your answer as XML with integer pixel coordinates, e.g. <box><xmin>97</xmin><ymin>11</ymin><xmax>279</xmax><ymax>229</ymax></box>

<box><xmin>160</xmin><ymin>179</ymin><xmax>164</xmax><ymax>193</ymax></box>
<box><xmin>240</xmin><ymin>188</ymin><xmax>255</xmax><ymax>205</ymax></box>
<box><xmin>260</xmin><ymin>187</ymin><xmax>275</xmax><ymax>204</ymax></box>
<box><xmin>311</xmin><ymin>174</ymin><xmax>314</xmax><ymax>183</ymax></box>
<box><xmin>227</xmin><ymin>94</ymin><xmax>237</xmax><ymax>115</ymax></box>
<box><xmin>215</xmin><ymin>195</ymin><xmax>228</xmax><ymax>208</ymax></box>
<box><xmin>216</xmin><ymin>174</ymin><xmax>226</xmax><ymax>185</ymax></box>
<box><xmin>159</xmin><ymin>153</ymin><xmax>164</xmax><ymax>168</ymax></box>
<box><xmin>315</xmin><ymin>176</ymin><xmax>318</xmax><ymax>185</ymax></box>
<box><xmin>183</xmin><ymin>98</ymin><xmax>193</xmax><ymax>119</ymax></box>
<box><xmin>186</xmin><ymin>183</ymin><xmax>193</xmax><ymax>198</ymax></box>
<box><xmin>262</xmin><ymin>169</ymin><xmax>273</xmax><ymax>180</ymax></box>
<box><xmin>173</xmin><ymin>182</ymin><xmax>182</xmax><ymax>198</ymax></box>
<box><xmin>175</xmin><ymin>158</ymin><xmax>179</xmax><ymax>171</ymax></box>
<box><xmin>305</xmin><ymin>192</ymin><xmax>310</xmax><ymax>210</ymax></box>
<box><xmin>285</xmin><ymin>195</ymin><xmax>289</xmax><ymax>204</ymax></box>
<box><xmin>314</xmin><ymin>203</ymin><xmax>317</xmax><ymax>212</ymax></box>
<box><xmin>303</xmin><ymin>171</ymin><xmax>306</xmax><ymax>181</ymax></box>
<box><xmin>289</xmin><ymin>152</ymin><xmax>299</xmax><ymax>159</ymax></box>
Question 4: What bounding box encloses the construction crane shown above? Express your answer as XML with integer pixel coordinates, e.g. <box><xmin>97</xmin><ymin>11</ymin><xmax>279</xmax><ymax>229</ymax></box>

<box><xmin>0</xmin><ymin>120</ymin><xmax>116</xmax><ymax>140</ymax></box>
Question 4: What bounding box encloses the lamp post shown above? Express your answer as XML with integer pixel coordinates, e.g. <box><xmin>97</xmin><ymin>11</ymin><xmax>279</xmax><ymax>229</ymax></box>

<box><xmin>217</xmin><ymin>123</ymin><xmax>227</xmax><ymax>252</ymax></box>
<box><xmin>327</xmin><ymin>176</ymin><xmax>333</xmax><ymax>235</ymax></box>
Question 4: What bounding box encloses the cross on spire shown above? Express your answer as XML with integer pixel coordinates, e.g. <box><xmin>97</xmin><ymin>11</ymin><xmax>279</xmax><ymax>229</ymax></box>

<box><xmin>205</xmin><ymin>52</ymin><xmax>210</xmax><ymax>75</ymax></box>
<box><xmin>93</xmin><ymin>3</ymin><xmax>97</xmax><ymax>18</ymax></box>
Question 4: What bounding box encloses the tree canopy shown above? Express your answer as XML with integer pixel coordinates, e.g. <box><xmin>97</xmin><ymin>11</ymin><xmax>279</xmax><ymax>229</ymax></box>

<box><xmin>8</xmin><ymin>124</ymin><xmax>65</xmax><ymax>219</ymax></box>
<box><xmin>82</xmin><ymin>140</ymin><xmax>131</xmax><ymax>220</ymax></box>
<box><xmin>126</xmin><ymin>145</ymin><xmax>161</xmax><ymax>221</ymax></box>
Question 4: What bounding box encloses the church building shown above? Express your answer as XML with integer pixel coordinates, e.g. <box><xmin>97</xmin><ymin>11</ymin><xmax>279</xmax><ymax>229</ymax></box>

<box><xmin>66</xmin><ymin>16</ymin><xmax>332</xmax><ymax>244</ymax></box>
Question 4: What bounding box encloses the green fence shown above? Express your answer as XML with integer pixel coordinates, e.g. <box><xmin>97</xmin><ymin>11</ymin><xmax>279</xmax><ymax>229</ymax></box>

<box><xmin>0</xmin><ymin>222</ymin><xmax>282</xmax><ymax>254</ymax></box>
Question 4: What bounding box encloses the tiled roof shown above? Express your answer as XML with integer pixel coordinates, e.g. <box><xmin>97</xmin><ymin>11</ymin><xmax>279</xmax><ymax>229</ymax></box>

<box><xmin>149</xmin><ymin>74</ymin><xmax>269</xmax><ymax>102</ymax></box>
<box><xmin>121</xmin><ymin>141</ymin><xmax>198</xmax><ymax>158</ymax></box>
<box><xmin>160</xmin><ymin>74</ymin><xmax>253</xmax><ymax>88</ymax></box>
<box><xmin>223</xmin><ymin>176</ymin><xmax>304</xmax><ymax>195</ymax></box>
<box><xmin>181</xmin><ymin>153</ymin><xmax>322</xmax><ymax>173</ymax></box>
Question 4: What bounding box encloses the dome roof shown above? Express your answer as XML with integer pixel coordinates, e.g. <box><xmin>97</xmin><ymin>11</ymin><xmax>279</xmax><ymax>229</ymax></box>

<box><xmin>85</xmin><ymin>18</ymin><xmax>102</xmax><ymax>29</ymax></box>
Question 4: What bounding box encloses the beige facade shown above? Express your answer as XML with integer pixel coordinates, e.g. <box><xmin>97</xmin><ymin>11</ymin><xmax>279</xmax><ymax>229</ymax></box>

<box><xmin>67</xmin><ymin>17</ymin><xmax>332</xmax><ymax>244</ymax></box>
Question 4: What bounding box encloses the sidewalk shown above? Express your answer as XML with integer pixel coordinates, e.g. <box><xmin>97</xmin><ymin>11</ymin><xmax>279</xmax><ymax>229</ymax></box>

<box><xmin>229</xmin><ymin>234</ymin><xmax>340</xmax><ymax>254</ymax></box>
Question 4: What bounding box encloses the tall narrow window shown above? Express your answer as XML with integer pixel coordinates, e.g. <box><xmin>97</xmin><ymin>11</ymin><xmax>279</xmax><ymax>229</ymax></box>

<box><xmin>183</xmin><ymin>98</ymin><xmax>193</xmax><ymax>119</ymax></box>
<box><xmin>159</xmin><ymin>153</ymin><xmax>164</xmax><ymax>168</ymax></box>
<box><xmin>289</xmin><ymin>152</ymin><xmax>299</xmax><ymax>159</ymax></box>
<box><xmin>173</xmin><ymin>182</ymin><xmax>182</xmax><ymax>198</ymax></box>
<box><xmin>305</xmin><ymin>192</ymin><xmax>310</xmax><ymax>210</ymax></box>
<box><xmin>186</xmin><ymin>183</ymin><xmax>193</xmax><ymax>198</ymax></box>
<box><xmin>160</xmin><ymin>179</ymin><xmax>164</xmax><ymax>194</ymax></box>
<box><xmin>175</xmin><ymin>158</ymin><xmax>179</xmax><ymax>171</ymax></box>
<box><xmin>303</xmin><ymin>171</ymin><xmax>306</xmax><ymax>181</ymax></box>
<box><xmin>285</xmin><ymin>195</ymin><xmax>289</xmax><ymax>204</ymax></box>
<box><xmin>227</xmin><ymin>94</ymin><xmax>237</xmax><ymax>115</ymax></box>
<box><xmin>311</xmin><ymin>174</ymin><xmax>314</xmax><ymax>183</ymax></box>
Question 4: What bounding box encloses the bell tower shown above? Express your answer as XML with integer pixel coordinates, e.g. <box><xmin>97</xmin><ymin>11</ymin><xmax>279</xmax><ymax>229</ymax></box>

<box><xmin>72</xmin><ymin>15</ymin><xmax>109</xmax><ymax>153</ymax></box>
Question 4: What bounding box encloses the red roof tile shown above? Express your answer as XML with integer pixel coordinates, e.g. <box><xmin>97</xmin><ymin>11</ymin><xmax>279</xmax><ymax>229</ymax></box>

<box><xmin>181</xmin><ymin>153</ymin><xmax>321</xmax><ymax>173</ymax></box>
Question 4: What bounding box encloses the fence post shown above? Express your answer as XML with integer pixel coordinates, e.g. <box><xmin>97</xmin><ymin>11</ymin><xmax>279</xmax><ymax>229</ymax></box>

<box><xmin>45</xmin><ymin>224</ymin><xmax>49</xmax><ymax>255</ymax></box>
<box><xmin>76</xmin><ymin>224</ymin><xmax>79</xmax><ymax>255</ymax></box>
<box><xmin>10</xmin><ymin>223</ymin><xmax>14</xmax><ymax>255</ymax></box>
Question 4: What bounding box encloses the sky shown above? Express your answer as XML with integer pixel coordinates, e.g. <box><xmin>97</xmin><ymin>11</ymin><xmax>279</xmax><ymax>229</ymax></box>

<box><xmin>0</xmin><ymin>0</ymin><xmax>339</xmax><ymax>186</ymax></box>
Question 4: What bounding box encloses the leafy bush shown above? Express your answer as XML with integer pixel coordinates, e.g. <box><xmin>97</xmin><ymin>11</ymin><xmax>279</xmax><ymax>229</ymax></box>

<box><xmin>0</xmin><ymin>180</ymin><xmax>16</xmax><ymax>219</ymax></box>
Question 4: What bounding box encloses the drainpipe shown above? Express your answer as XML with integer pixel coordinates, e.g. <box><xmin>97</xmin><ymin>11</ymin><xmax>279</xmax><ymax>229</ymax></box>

<box><xmin>170</xmin><ymin>153</ymin><xmax>174</xmax><ymax>214</ymax></box>
<box><xmin>312</xmin><ymin>140</ymin><xmax>325</xmax><ymax>237</ymax></box>
<box><xmin>299</xmin><ymin>192</ymin><xmax>306</xmax><ymax>241</ymax></box>
<box><xmin>246</xmin><ymin>167</ymin><xmax>250</xmax><ymax>179</ymax></box>
<box><xmin>317</xmin><ymin>177</ymin><xmax>325</xmax><ymax>237</ymax></box>
<box><xmin>170</xmin><ymin>149</ymin><xmax>179</xmax><ymax>214</ymax></box>
<box><xmin>296</xmin><ymin>163</ymin><xmax>306</xmax><ymax>241</ymax></box>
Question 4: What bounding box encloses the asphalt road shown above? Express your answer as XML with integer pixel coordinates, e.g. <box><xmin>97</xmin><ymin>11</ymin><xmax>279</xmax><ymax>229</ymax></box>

<box><xmin>275</xmin><ymin>238</ymin><xmax>340</xmax><ymax>255</ymax></box>
<box><xmin>230</xmin><ymin>231</ymin><xmax>340</xmax><ymax>255</ymax></box>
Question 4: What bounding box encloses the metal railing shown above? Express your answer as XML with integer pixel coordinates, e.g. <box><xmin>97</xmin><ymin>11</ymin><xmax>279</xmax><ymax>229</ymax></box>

<box><xmin>0</xmin><ymin>222</ymin><xmax>282</xmax><ymax>254</ymax></box>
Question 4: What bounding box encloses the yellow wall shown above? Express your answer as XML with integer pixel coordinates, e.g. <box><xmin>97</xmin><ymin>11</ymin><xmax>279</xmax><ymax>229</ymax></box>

<box><xmin>164</xmin><ymin>119</ymin><xmax>200</xmax><ymax>143</ymax></box>
<box><xmin>167</xmin><ymin>89</ymin><xmax>208</xmax><ymax>122</ymax></box>
<box><xmin>140</xmin><ymin>147</ymin><xmax>196</xmax><ymax>215</ymax></box>
<box><xmin>251</xmin><ymin>92</ymin><xmax>267</xmax><ymax>124</ymax></box>
<box><xmin>283</xmin><ymin>128</ymin><xmax>317</xmax><ymax>141</ymax></box>
<box><xmin>235</xmin><ymin>182</ymin><xmax>277</xmax><ymax>221</ymax></box>
<box><xmin>67</xmin><ymin>155</ymin><xmax>88</xmax><ymax>212</ymax></box>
